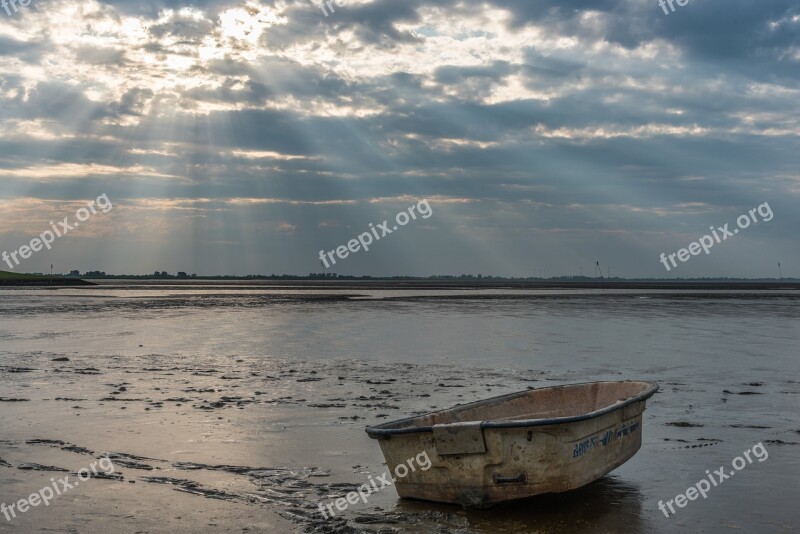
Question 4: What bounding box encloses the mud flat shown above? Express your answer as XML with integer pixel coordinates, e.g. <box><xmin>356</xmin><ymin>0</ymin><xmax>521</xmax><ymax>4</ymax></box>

<box><xmin>1</xmin><ymin>354</ymin><xmax>798</xmax><ymax>533</ymax></box>
<box><xmin>1</xmin><ymin>287</ymin><xmax>798</xmax><ymax>532</ymax></box>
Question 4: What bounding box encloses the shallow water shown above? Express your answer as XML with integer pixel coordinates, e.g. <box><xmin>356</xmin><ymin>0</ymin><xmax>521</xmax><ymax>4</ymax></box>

<box><xmin>1</xmin><ymin>284</ymin><xmax>798</xmax><ymax>532</ymax></box>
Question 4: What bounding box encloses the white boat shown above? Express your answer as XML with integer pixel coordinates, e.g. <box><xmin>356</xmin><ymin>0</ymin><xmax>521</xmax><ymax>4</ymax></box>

<box><xmin>366</xmin><ymin>380</ymin><xmax>659</xmax><ymax>507</ymax></box>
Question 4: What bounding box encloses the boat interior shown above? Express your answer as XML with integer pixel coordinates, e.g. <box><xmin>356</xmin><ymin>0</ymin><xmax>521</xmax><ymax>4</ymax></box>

<box><xmin>375</xmin><ymin>381</ymin><xmax>657</xmax><ymax>430</ymax></box>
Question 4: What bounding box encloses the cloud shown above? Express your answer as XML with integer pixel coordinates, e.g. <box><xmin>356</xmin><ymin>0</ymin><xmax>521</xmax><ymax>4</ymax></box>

<box><xmin>0</xmin><ymin>0</ymin><xmax>796</xmax><ymax>276</ymax></box>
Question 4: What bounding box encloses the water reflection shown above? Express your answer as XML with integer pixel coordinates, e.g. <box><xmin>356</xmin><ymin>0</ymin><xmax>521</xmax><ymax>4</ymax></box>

<box><xmin>393</xmin><ymin>476</ymin><xmax>645</xmax><ymax>533</ymax></box>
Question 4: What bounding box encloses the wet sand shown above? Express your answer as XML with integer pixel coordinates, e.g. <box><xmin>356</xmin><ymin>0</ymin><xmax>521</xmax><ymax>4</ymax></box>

<box><xmin>1</xmin><ymin>285</ymin><xmax>798</xmax><ymax>532</ymax></box>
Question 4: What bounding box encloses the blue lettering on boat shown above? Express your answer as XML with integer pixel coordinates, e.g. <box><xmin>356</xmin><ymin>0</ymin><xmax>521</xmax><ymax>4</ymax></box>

<box><xmin>572</xmin><ymin>421</ymin><xmax>640</xmax><ymax>458</ymax></box>
<box><xmin>572</xmin><ymin>430</ymin><xmax>613</xmax><ymax>458</ymax></box>
<box><xmin>615</xmin><ymin>421</ymin><xmax>640</xmax><ymax>439</ymax></box>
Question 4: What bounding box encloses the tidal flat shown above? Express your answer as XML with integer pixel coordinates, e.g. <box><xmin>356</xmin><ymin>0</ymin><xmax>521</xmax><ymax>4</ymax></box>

<box><xmin>1</xmin><ymin>282</ymin><xmax>798</xmax><ymax>533</ymax></box>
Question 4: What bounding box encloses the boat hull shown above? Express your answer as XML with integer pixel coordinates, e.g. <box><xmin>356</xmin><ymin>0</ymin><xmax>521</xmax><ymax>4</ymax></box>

<box><xmin>366</xmin><ymin>381</ymin><xmax>658</xmax><ymax>507</ymax></box>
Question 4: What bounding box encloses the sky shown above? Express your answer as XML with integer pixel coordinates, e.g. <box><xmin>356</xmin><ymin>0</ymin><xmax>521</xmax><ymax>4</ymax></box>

<box><xmin>0</xmin><ymin>0</ymin><xmax>797</xmax><ymax>277</ymax></box>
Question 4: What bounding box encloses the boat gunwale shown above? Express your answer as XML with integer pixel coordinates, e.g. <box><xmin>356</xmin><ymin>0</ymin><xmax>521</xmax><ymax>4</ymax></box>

<box><xmin>365</xmin><ymin>380</ymin><xmax>659</xmax><ymax>438</ymax></box>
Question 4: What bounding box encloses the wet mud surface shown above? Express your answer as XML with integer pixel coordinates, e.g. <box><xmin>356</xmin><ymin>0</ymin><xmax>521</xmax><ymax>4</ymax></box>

<box><xmin>1</xmin><ymin>287</ymin><xmax>799</xmax><ymax>532</ymax></box>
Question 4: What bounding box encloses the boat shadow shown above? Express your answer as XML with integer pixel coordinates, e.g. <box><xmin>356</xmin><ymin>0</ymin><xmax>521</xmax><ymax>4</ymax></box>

<box><xmin>393</xmin><ymin>475</ymin><xmax>646</xmax><ymax>531</ymax></box>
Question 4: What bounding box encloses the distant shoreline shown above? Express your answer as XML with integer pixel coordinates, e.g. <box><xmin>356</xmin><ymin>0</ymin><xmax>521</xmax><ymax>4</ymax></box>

<box><xmin>2</xmin><ymin>269</ymin><xmax>798</xmax><ymax>290</ymax></box>
<box><xmin>222</xmin><ymin>279</ymin><xmax>797</xmax><ymax>291</ymax></box>
<box><xmin>44</xmin><ymin>279</ymin><xmax>800</xmax><ymax>291</ymax></box>
<box><xmin>0</xmin><ymin>271</ymin><xmax>95</xmax><ymax>287</ymax></box>
<box><xmin>0</xmin><ymin>278</ymin><xmax>95</xmax><ymax>287</ymax></box>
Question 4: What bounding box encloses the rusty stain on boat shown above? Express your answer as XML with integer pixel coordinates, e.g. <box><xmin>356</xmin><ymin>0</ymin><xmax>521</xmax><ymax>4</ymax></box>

<box><xmin>366</xmin><ymin>380</ymin><xmax>659</xmax><ymax>507</ymax></box>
